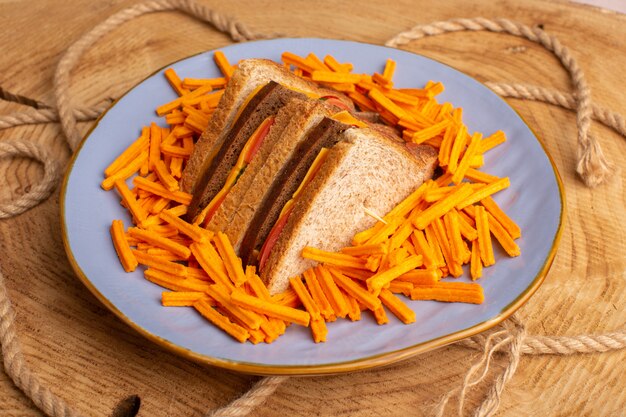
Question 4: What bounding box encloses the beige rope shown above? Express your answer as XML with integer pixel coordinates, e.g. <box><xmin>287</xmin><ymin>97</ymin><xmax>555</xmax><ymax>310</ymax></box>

<box><xmin>0</xmin><ymin>102</ymin><xmax>110</xmax><ymax>130</ymax></box>
<box><xmin>0</xmin><ymin>261</ymin><xmax>86</xmax><ymax>417</ymax></box>
<box><xmin>52</xmin><ymin>0</ymin><xmax>277</xmax><ymax>151</ymax></box>
<box><xmin>386</xmin><ymin>17</ymin><xmax>613</xmax><ymax>187</ymax></box>
<box><xmin>0</xmin><ymin>4</ymin><xmax>624</xmax><ymax>417</ymax></box>
<box><xmin>206</xmin><ymin>376</ymin><xmax>288</xmax><ymax>417</ymax></box>
<box><xmin>0</xmin><ymin>140</ymin><xmax>60</xmax><ymax>219</ymax></box>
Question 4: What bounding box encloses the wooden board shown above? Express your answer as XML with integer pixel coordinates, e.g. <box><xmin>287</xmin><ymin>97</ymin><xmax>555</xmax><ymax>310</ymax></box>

<box><xmin>0</xmin><ymin>0</ymin><xmax>624</xmax><ymax>415</ymax></box>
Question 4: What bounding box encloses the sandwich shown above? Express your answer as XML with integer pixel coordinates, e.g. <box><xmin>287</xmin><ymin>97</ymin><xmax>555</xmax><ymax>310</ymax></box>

<box><xmin>182</xmin><ymin>59</ymin><xmax>438</xmax><ymax>294</ymax></box>
<box><xmin>181</xmin><ymin>58</ymin><xmax>354</xmax><ymax>196</ymax></box>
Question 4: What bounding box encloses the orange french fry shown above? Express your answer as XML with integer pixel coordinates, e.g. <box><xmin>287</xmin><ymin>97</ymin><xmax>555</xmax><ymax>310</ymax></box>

<box><xmin>311</xmin><ymin>70</ymin><xmax>363</xmax><ymax>84</ymax></box>
<box><xmin>412</xmin><ymin>183</ymin><xmax>473</xmax><ymax>230</ymax></box>
<box><xmin>303</xmin><ymin>268</ymin><xmax>336</xmax><ymax>322</ymax></box>
<box><xmin>456</xmin><ymin>177</ymin><xmax>510</xmax><ymax>210</ymax></box>
<box><xmin>475</xmin><ymin>205</ymin><xmax>495</xmax><ymax>267</ymax></box>
<box><xmin>110</xmin><ymin>220</ymin><xmax>138</xmax><ymax>272</ymax></box>
<box><xmin>205</xmin><ymin>285</ymin><xmax>264</xmax><ymax>331</ymax></box>
<box><xmin>301</xmin><ymin>246</ymin><xmax>370</xmax><ymax>270</ymax></box>
<box><xmin>410</xmin><ymin>282</ymin><xmax>484</xmax><ymax>304</ymax></box>
<box><xmin>451</xmin><ymin>132</ymin><xmax>482</xmax><ymax>184</ymax></box>
<box><xmin>213</xmin><ymin>232</ymin><xmax>247</xmax><ymax>286</ymax></box>
<box><xmin>410</xmin><ymin>229</ymin><xmax>437</xmax><ymax>269</ymax></box>
<box><xmin>310</xmin><ymin>318</ymin><xmax>328</xmax><ymax>343</ymax></box>
<box><xmin>323</xmin><ymin>55</ymin><xmax>353</xmax><ymax>72</ymax></box>
<box><xmin>162</xmin><ymin>291</ymin><xmax>213</xmax><ymax>307</ymax></box>
<box><xmin>479</xmin><ymin>130</ymin><xmax>506</xmax><ymax>153</ymax></box>
<box><xmin>315</xmin><ymin>266</ymin><xmax>350</xmax><ymax>319</ymax></box>
<box><xmin>388</xmin><ymin>280</ymin><xmax>413</xmax><ymax>297</ymax></box>
<box><xmin>148</xmin><ymin>122</ymin><xmax>161</xmax><ymax>171</ymax></box>
<box><xmin>164</xmin><ymin>68</ymin><xmax>190</xmax><ymax>96</ymax></box>
<box><xmin>230</xmin><ymin>289</ymin><xmax>310</xmax><ymax>327</ymax></box>
<box><xmin>340</xmin><ymin>243</ymin><xmax>387</xmax><ymax>257</ymax></box>
<box><xmin>194</xmin><ymin>300</ymin><xmax>249</xmax><ymax>343</ymax></box>
<box><xmin>395</xmin><ymin>268</ymin><xmax>441</xmax><ymax>285</ymax></box>
<box><xmin>133</xmin><ymin>176</ymin><xmax>192</xmax><ymax>205</ymax></box>
<box><xmin>366</xmin><ymin>255</ymin><xmax>423</xmax><ymax>293</ymax></box>
<box><xmin>104</xmin><ymin>127</ymin><xmax>149</xmax><ymax>177</ymax></box>
<box><xmin>480</xmin><ymin>196</ymin><xmax>521</xmax><ymax>239</ymax></box>
<box><xmin>144</xmin><ymin>268</ymin><xmax>211</xmax><ymax>292</ymax></box>
<box><xmin>342</xmin><ymin>289</ymin><xmax>361</xmax><ymax>321</ymax></box>
<box><xmin>190</xmin><ymin>242</ymin><xmax>234</xmax><ymax>290</ymax></box>
<box><xmin>213</xmin><ymin>50</ymin><xmax>235</xmax><ymax>79</ymax></box>
<box><xmin>129</xmin><ymin>227</ymin><xmax>190</xmax><ymax>259</ymax></box>
<box><xmin>373</xmin><ymin>306</ymin><xmax>389</xmax><ymax>325</ymax></box>
<box><xmin>326</xmin><ymin>267</ymin><xmax>381</xmax><ymax>311</ymax></box>
<box><xmin>159</xmin><ymin>210</ymin><xmax>211</xmax><ymax>243</ymax></box>
<box><xmin>379</xmin><ymin>288</ymin><xmax>416</xmax><ymax>324</ymax></box>
<box><xmin>102</xmin><ymin>150</ymin><xmax>148</xmax><ymax>191</ymax></box>
<box><xmin>486</xmin><ymin>212</ymin><xmax>521</xmax><ymax>257</ymax></box>
<box><xmin>154</xmin><ymin>160</ymin><xmax>179</xmax><ymax>192</ymax></box>
<box><xmin>114</xmin><ymin>179</ymin><xmax>148</xmax><ymax>226</ymax></box>
<box><xmin>464</xmin><ymin>168</ymin><xmax>501</xmax><ymax>184</ymax></box>
<box><xmin>432</xmin><ymin>217</ymin><xmax>463</xmax><ymax>277</ymax></box>
<box><xmin>289</xmin><ymin>276</ymin><xmax>322</xmax><ymax>321</ymax></box>
<box><xmin>132</xmin><ymin>249</ymin><xmax>187</xmax><ymax>276</ymax></box>
<box><xmin>447</xmin><ymin>124</ymin><xmax>468</xmax><ymax>173</ymax></box>
<box><xmin>470</xmin><ymin>240</ymin><xmax>482</xmax><ymax>280</ymax></box>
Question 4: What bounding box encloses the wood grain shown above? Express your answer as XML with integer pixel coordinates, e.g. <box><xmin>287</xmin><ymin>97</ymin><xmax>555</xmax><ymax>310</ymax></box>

<box><xmin>0</xmin><ymin>0</ymin><xmax>625</xmax><ymax>416</ymax></box>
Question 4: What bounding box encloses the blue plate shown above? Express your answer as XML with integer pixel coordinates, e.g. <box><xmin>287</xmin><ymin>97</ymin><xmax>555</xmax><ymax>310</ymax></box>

<box><xmin>61</xmin><ymin>38</ymin><xmax>564</xmax><ymax>375</ymax></box>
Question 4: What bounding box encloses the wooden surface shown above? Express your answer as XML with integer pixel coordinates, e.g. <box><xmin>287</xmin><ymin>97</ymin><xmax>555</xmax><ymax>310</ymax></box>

<box><xmin>1</xmin><ymin>0</ymin><xmax>625</xmax><ymax>415</ymax></box>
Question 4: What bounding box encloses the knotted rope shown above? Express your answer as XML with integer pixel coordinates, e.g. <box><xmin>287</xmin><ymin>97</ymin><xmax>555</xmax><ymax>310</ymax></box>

<box><xmin>0</xmin><ymin>2</ymin><xmax>624</xmax><ymax>417</ymax></box>
<box><xmin>386</xmin><ymin>17</ymin><xmax>616</xmax><ymax>187</ymax></box>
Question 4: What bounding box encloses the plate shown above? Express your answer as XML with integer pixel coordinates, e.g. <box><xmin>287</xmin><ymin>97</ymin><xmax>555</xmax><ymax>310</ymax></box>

<box><xmin>61</xmin><ymin>38</ymin><xmax>564</xmax><ymax>375</ymax></box>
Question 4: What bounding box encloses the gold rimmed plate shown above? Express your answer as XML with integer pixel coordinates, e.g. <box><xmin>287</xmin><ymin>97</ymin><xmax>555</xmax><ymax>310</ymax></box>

<box><xmin>61</xmin><ymin>38</ymin><xmax>564</xmax><ymax>375</ymax></box>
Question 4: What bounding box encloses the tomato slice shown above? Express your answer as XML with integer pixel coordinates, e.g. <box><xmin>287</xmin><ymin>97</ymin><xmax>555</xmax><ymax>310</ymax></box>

<box><xmin>244</xmin><ymin>117</ymin><xmax>275</xmax><ymax>164</ymax></box>
<box><xmin>321</xmin><ymin>95</ymin><xmax>351</xmax><ymax>111</ymax></box>
<box><xmin>201</xmin><ymin>193</ymin><xmax>228</xmax><ymax>227</ymax></box>
<box><xmin>258</xmin><ymin>206</ymin><xmax>293</xmax><ymax>272</ymax></box>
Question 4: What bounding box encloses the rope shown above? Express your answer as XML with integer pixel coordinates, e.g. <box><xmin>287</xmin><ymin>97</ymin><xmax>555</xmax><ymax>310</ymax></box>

<box><xmin>52</xmin><ymin>0</ymin><xmax>278</xmax><ymax>151</ymax></box>
<box><xmin>0</xmin><ymin>140</ymin><xmax>60</xmax><ymax>219</ymax></box>
<box><xmin>0</xmin><ymin>5</ymin><xmax>624</xmax><ymax>417</ymax></box>
<box><xmin>0</xmin><ymin>259</ymin><xmax>86</xmax><ymax>417</ymax></box>
<box><xmin>205</xmin><ymin>376</ymin><xmax>288</xmax><ymax>417</ymax></box>
<box><xmin>386</xmin><ymin>17</ymin><xmax>613</xmax><ymax>187</ymax></box>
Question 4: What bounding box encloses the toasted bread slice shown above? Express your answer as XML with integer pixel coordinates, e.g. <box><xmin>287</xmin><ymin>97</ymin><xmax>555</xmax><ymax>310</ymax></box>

<box><xmin>261</xmin><ymin>128</ymin><xmax>438</xmax><ymax>294</ymax></box>
<box><xmin>186</xmin><ymin>82</ymin><xmax>304</xmax><ymax>222</ymax></box>
<box><xmin>182</xmin><ymin>58</ymin><xmax>353</xmax><ymax>194</ymax></box>
<box><xmin>209</xmin><ymin>97</ymin><xmax>336</xmax><ymax>248</ymax></box>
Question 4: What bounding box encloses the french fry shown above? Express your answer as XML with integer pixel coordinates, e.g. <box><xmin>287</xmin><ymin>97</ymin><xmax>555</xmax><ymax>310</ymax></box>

<box><xmin>162</xmin><ymin>291</ymin><xmax>213</xmax><ymax>307</ymax></box>
<box><xmin>326</xmin><ymin>267</ymin><xmax>381</xmax><ymax>311</ymax></box>
<box><xmin>194</xmin><ymin>300</ymin><xmax>249</xmax><ymax>343</ymax></box>
<box><xmin>379</xmin><ymin>288</ymin><xmax>416</xmax><ymax>324</ymax></box>
<box><xmin>230</xmin><ymin>289</ymin><xmax>310</xmax><ymax>327</ymax></box>
<box><xmin>366</xmin><ymin>255</ymin><xmax>423</xmax><ymax>293</ymax></box>
<box><xmin>475</xmin><ymin>206</ymin><xmax>495</xmax><ymax>267</ymax></box>
<box><xmin>303</xmin><ymin>268</ymin><xmax>336</xmax><ymax>321</ymax></box>
<box><xmin>104</xmin><ymin>128</ymin><xmax>149</xmax><ymax>177</ymax></box>
<box><xmin>289</xmin><ymin>276</ymin><xmax>322</xmax><ymax>321</ymax></box>
<box><xmin>316</xmin><ymin>266</ymin><xmax>350</xmax><ymax>318</ymax></box>
<box><xmin>129</xmin><ymin>227</ymin><xmax>191</xmax><ymax>259</ymax></box>
<box><xmin>114</xmin><ymin>179</ymin><xmax>148</xmax><ymax>225</ymax></box>
<box><xmin>110</xmin><ymin>220</ymin><xmax>138</xmax><ymax>272</ymax></box>
<box><xmin>214</xmin><ymin>232</ymin><xmax>247</xmax><ymax>286</ymax></box>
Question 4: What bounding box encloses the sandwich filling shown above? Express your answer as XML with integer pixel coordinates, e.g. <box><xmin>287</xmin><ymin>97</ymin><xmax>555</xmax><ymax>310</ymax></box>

<box><xmin>257</xmin><ymin>147</ymin><xmax>330</xmax><ymax>271</ymax></box>
<box><xmin>238</xmin><ymin>117</ymin><xmax>352</xmax><ymax>267</ymax></box>
<box><xmin>194</xmin><ymin>115</ymin><xmax>275</xmax><ymax>226</ymax></box>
